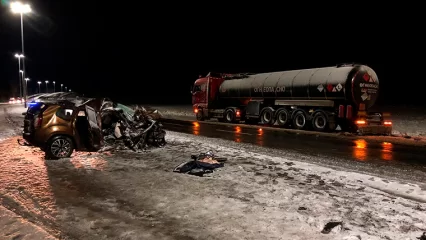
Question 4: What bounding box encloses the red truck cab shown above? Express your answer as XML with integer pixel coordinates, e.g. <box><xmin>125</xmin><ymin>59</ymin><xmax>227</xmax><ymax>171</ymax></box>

<box><xmin>191</xmin><ymin>73</ymin><xmax>224</xmax><ymax>120</ymax></box>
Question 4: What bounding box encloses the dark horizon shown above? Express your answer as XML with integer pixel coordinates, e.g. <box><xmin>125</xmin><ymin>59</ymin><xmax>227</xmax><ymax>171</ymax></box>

<box><xmin>0</xmin><ymin>2</ymin><xmax>424</xmax><ymax>106</ymax></box>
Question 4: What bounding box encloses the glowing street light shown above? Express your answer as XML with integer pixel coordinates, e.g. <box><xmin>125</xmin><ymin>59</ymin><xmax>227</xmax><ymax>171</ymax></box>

<box><xmin>45</xmin><ymin>80</ymin><xmax>49</xmax><ymax>93</ymax></box>
<box><xmin>37</xmin><ymin>81</ymin><xmax>41</xmax><ymax>93</ymax></box>
<box><xmin>11</xmin><ymin>1</ymin><xmax>32</xmax><ymax>108</ymax></box>
<box><xmin>60</xmin><ymin>83</ymin><xmax>63</xmax><ymax>92</ymax></box>
<box><xmin>65</xmin><ymin>86</ymin><xmax>67</xmax><ymax>92</ymax></box>
<box><xmin>10</xmin><ymin>2</ymin><xmax>31</xmax><ymax>14</ymax></box>
<box><xmin>53</xmin><ymin>81</ymin><xmax>56</xmax><ymax>92</ymax></box>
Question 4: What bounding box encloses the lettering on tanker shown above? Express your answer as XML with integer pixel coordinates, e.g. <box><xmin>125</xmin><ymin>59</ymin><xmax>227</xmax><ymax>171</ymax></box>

<box><xmin>253</xmin><ymin>86</ymin><xmax>286</xmax><ymax>93</ymax></box>
<box><xmin>359</xmin><ymin>83</ymin><xmax>378</xmax><ymax>89</ymax></box>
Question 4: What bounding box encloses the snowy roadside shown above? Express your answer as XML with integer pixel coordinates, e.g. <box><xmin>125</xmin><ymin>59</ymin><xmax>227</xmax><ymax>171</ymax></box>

<box><xmin>0</xmin><ymin>206</ymin><xmax>56</xmax><ymax>240</ymax></box>
<box><xmin>0</xmin><ymin>106</ymin><xmax>57</xmax><ymax>240</ymax></box>
<box><xmin>1</xmin><ymin>104</ymin><xmax>425</xmax><ymax>239</ymax></box>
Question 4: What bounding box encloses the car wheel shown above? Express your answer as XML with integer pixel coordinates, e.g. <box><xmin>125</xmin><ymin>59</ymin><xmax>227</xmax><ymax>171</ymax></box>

<box><xmin>46</xmin><ymin>135</ymin><xmax>74</xmax><ymax>159</ymax></box>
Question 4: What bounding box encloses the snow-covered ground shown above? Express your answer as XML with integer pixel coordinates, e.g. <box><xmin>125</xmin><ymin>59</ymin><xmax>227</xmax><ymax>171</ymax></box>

<box><xmin>1</xmin><ymin>104</ymin><xmax>426</xmax><ymax>239</ymax></box>
<box><xmin>149</xmin><ymin>105</ymin><xmax>426</xmax><ymax>137</ymax></box>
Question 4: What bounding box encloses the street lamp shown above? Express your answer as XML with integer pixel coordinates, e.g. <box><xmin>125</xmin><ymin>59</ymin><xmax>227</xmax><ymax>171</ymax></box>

<box><xmin>65</xmin><ymin>86</ymin><xmax>67</xmax><ymax>92</ymax></box>
<box><xmin>14</xmin><ymin>53</ymin><xmax>24</xmax><ymax>98</ymax></box>
<box><xmin>37</xmin><ymin>81</ymin><xmax>41</xmax><ymax>93</ymax></box>
<box><xmin>19</xmin><ymin>70</ymin><xmax>24</xmax><ymax>93</ymax></box>
<box><xmin>11</xmin><ymin>1</ymin><xmax>32</xmax><ymax>108</ymax></box>
<box><xmin>24</xmin><ymin>77</ymin><xmax>29</xmax><ymax>96</ymax></box>
<box><xmin>69</xmin><ymin>89</ymin><xmax>72</xmax><ymax>92</ymax></box>
<box><xmin>45</xmin><ymin>80</ymin><xmax>49</xmax><ymax>93</ymax></box>
<box><xmin>53</xmin><ymin>81</ymin><xmax>56</xmax><ymax>92</ymax></box>
<box><xmin>60</xmin><ymin>83</ymin><xmax>63</xmax><ymax>92</ymax></box>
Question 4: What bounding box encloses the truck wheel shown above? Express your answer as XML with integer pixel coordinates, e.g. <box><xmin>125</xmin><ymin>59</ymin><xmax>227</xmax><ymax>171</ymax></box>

<box><xmin>224</xmin><ymin>109</ymin><xmax>236</xmax><ymax>123</ymax></box>
<box><xmin>196</xmin><ymin>109</ymin><xmax>204</xmax><ymax>121</ymax></box>
<box><xmin>46</xmin><ymin>135</ymin><xmax>74</xmax><ymax>159</ymax></box>
<box><xmin>275</xmin><ymin>108</ymin><xmax>290</xmax><ymax>126</ymax></box>
<box><xmin>292</xmin><ymin>111</ymin><xmax>307</xmax><ymax>130</ymax></box>
<box><xmin>260</xmin><ymin>107</ymin><xmax>274</xmax><ymax>125</ymax></box>
<box><xmin>312</xmin><ymin>111</ymin><xmax>328</xmax><ymax>132</ymax></box>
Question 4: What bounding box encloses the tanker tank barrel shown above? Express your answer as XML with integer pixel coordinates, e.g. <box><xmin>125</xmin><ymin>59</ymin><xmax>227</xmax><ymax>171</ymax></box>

<box><xmin>217</xmin><ymin>64</ymin><xmax>379</xmax><ymax>110</ymax></box>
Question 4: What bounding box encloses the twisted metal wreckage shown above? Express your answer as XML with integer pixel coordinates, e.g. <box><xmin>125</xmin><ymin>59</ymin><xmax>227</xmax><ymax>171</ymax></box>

<box><xmin>99</xmin><ymin>100</ymin><xmax>167</xmax><ymax>152</ymax></box>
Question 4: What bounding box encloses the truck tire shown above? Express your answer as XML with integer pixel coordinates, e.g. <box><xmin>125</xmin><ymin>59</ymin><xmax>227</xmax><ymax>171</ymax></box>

<box><xmin>311</xmin><ymin>111</ymin><xmax>328</xmax><ymax>132</ymax></box>
<box><xmin>196</xmin><ymin>109</ymin><xmax>204</xmax><ymax>121</ymax></box>
<box><xmin>46</xmin><ymin>135</ymin><xmax>74</xmax><ymax>159</ymax></box>
<box><xmin>260</xmin><ymin>107</ymin><xmax>274</xmax><ymax>125</ymax></box>
<box><xmin>275</xmin><ymin>108</ymin><xmax>290</xmax><ymax>126</ymax></box>
<box><xmin>292</xmin><ymin>111</ymin><xmax>307</xmax><ymax>130</ymax></box>
<box><xmin>224</xmin><ymin>109</ymin><xmax>236</xmax><ymax>123</ymax></box>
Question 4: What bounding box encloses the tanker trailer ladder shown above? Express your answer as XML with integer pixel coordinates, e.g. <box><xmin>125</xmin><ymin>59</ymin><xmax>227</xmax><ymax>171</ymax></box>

<box><xmin>354</xmin><ymin>103</ymin><xmax>393</xmax><ymax>136</ymax></box>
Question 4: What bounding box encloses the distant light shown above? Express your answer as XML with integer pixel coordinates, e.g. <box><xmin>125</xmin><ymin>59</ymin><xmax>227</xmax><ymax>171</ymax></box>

<box><xmin>25</xmin><ymin>78</ymin><xmax>30</xmax><ymax>81</ymax></box>
<box><xmin>53</xmin><ymin>81</ymin><xmax>55</xmax><ymax>84</ymax></box>
<box><xmin>10</xmin><ymin>2</ymin><xmax>32</xmax><ymax>14</ymax></box>
<box><xmin>19</xmin><ymin>70</ymin><xmax>23</xmax><ymax>73</ymax></box>
<box><xmin>14</xmin><ymin>53</ymin><xmax>24</xmax><ymax>58</ymax></box>
<box><xmin>37</xmin><ymin>81</ymin><xmax>41</xmax><ymax>84</ymax></box>
<box><xmin>45</xmin><ymin>80</ymin><xmax>49</xmax><ymax>83</ymax></box>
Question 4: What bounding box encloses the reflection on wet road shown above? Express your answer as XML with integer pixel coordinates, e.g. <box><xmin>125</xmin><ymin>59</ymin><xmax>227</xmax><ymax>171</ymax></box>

<box><xmin>163</xmin><ymin>119</ymin><xmax>426</xmax><ymax>170</ymax></box>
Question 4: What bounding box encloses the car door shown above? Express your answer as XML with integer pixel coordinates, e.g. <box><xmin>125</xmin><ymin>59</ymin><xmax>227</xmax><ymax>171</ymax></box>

<box><xmin>85</xmin><ymin>105</ymin><xmax>102</xmax><ymax>150</ymax></box>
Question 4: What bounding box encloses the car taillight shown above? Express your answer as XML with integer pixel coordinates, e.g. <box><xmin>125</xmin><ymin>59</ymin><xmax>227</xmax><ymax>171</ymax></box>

<box><xmin>34</xmin><ymin>115</ymin><xmax>43</xmax><ymax>128</ymax></box>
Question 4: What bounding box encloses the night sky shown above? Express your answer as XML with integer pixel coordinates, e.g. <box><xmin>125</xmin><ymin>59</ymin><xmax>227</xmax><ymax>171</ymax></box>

<box><xmin>0</xmin><ymin>2</ymin><xmax>423</xmax><ymax>105</ymax></box>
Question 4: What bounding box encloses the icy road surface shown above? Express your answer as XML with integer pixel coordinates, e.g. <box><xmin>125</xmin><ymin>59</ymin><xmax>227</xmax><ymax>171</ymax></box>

<box><xmin>1</xmin><ymin>104</ymin><xmax>426</xmax><ymax>240</ymax></box>
<box><xmin>149</xmin><ymin>104</ymin><xmax>426</xmax><ymax>138</ymax></box>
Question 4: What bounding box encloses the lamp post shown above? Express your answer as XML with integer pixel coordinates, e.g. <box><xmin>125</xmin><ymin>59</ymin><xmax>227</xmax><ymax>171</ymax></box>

<box><xmin>60</xmin><ymin>83</ymin><xmax>63</xmax><ymax>92</ymax></box>
<box><xmin>14</xmin><ymin>53</ymin><xmax>24</xmax><ymax>98</ymax></box>
<box><xmin>65</xmin><ymin>86</ymin><xmax>67</xmax><ymax>92</ymax></box>
<box><xmin>11</xmin><ymin>1</ymin><xmax>32</xmax><ymax>108</ymax></box>
<box><xmin>45</xmin><ymin>80</ymin><xmax>49</xmax><ymax>93</ymax></box>
<box><xmin>53</xmin><ymin>81</ymin><xmax>56</xmax><ymax>92</ymax></box>
<box><xmin>37</xmin><ymin>81</ymin><xmax>41</xmax><ymax>93</ymax></box>
<box><xmin>19</xmin><ymin>70</ymin><xmax>24</xmax><ymax>97</ymax></box>
<box><xmin>25</xmin><ymin>77</ymin><xmax>30</xmax><ymax>96</ymax></box>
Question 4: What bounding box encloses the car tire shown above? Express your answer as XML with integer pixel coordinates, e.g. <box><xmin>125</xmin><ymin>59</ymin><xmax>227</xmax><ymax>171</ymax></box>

<box><xmin>46</xmin><ymin>135</ymin><xmax>74</xmax><ymax>159</ymax></box>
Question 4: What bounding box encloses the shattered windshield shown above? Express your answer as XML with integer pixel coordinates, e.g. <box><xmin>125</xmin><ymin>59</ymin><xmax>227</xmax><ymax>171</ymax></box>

<box><xmin>116</xmin><ymin>103</ymin><xmax>135</xmax><ymax>121</ymax></box>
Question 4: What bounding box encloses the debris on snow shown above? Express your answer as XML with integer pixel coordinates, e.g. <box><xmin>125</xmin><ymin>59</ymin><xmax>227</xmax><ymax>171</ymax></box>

<box><xmin>321</xmin><ymin>221</ymin><xmax>343</xmax><ymax>234</ymax></box>
<box><xmin>173</xmin><ymin>151</ymin><xmax>227</xmax><ymax>176</ymax></box>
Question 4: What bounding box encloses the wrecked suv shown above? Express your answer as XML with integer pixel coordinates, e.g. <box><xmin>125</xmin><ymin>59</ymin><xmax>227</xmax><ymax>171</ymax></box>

<box><xmin>23</xmin><ymin>98</ymin><xmax>167</xmax><ymax>159</ymax></box>
<box><xmin>23</xmin><ymin>99</ymin><xmax>103</xmax><ymax>158</ymax></box>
